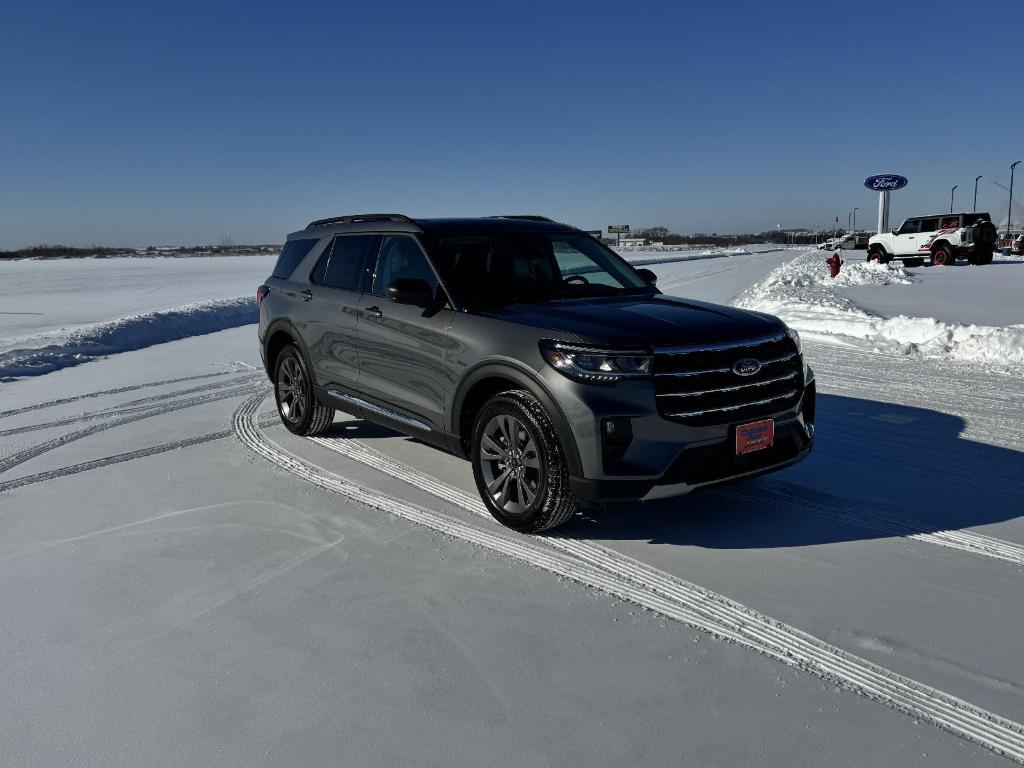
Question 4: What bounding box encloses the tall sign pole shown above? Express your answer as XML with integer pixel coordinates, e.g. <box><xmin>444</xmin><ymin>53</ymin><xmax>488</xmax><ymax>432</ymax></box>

<box><xmin>1008</xmin><ymin>161</ymin><xmax>1021</xmax><ymax>242</ymax></box>
<box><xmin>865</xmin><ymin>174</ymin><xmax>908</xmax><ymax>233</ymax></box>
<box><xmin>608</xmin><ymin>224</ymin><xmax>630</xmax><ymax>248</ymax></box>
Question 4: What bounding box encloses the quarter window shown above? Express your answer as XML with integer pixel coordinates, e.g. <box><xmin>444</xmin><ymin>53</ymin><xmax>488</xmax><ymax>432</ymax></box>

<box><xmin>272</xmin><ymin>238</ymin><xmax>319</xmax><ymax>279</ymax></box>
<box><xmin>371</xmin><ymin>236</ymin><xmax>438</xmax><ymax>296</ymax></box>
<box><xmin>312</xmin><ymin>235</ymin><xmax>379</xmax><ymax>291</ymax></box>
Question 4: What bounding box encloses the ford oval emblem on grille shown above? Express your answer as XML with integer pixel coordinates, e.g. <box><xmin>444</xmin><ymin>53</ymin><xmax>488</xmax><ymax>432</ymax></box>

<box><xmin>732</xmin><ymin>358</ymin><xmax>762</xmax><ymax>377</ymax></box>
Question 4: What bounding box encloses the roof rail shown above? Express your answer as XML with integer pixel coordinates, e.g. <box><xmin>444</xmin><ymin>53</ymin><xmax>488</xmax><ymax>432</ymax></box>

<box><xmin>307</xmin><ymin>213</ymin><xmax>414</xmax><ymax>228</ymax></box>
<box><xmin>487</xmin><ymin>215</ymin><xmax>556</xmax><ymax>223</ymax></box>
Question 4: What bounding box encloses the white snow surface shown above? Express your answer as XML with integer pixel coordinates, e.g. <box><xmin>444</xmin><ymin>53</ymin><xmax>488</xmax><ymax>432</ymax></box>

<box><xmin>2</xmin><ymin>247</ymin><xmax>1024</xmax><ymax>767</ymax></box>
<box><xmin>0</xmin><ymin>255</ymin><xmax>273</xmax><ymax>379</ymax></box>
<box><xmin>735</xmin><ymin>250</ymin><xmax>1024</xmax><ymax>374</ymax></box>
<box><xmin>0</xmin><ymin>296</ymin><xmax>256</xmax><ymax>379</ymax></box>
<box><xmin>0</xmin><ymin>254</ymin><xmax>274</xmax><ymax>339</ymax></box>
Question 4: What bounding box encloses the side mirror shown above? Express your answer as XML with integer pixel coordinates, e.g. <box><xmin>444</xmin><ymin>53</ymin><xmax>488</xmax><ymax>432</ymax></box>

<box><xmin>388</xmin><ymin>278</ymin><xmax>434</xmax><ymax>307</ymax></box>
<box><xmin>637</xmin><ymin>268</ymin><xmax>658</xmax><ymax>286</ymax></box>
<box><xmin>891</xmin><ymin>228</ymin><xmax>899</xmax><ymax>235</ymax></box>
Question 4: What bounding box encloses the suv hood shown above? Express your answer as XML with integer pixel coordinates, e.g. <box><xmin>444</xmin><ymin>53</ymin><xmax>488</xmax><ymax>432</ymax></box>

<box><xmin>483</xmin><ymin>294</ymin><xmax>786</xmax><ymax>348</ymax></box>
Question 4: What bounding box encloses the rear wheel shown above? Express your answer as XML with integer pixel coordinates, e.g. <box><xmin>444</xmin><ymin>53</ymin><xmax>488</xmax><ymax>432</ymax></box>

<box><xmin>971</xmin><ymin>248</ymin><xmax>994</xmax><ymax>265</ymax></box>
<box><xmin>274</xmin><ymin>345</ymin><xmax>335</xmax><ymax>436</ymax></box>
<box><xmin>930</xmin><ymin>243</ymin><xmax>955</xmax><ymax>266</ymax></box>
<box><xmin>471</xmin><ymin>390</ymin><xmax>577</xmax><ymax>533</ymax></box>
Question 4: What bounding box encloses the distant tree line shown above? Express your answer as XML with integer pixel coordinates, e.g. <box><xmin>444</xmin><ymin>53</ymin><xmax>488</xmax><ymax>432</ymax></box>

<box><xmin>0</xmin><ymin>244</ymin><xmax>132</xmax><ymax>260</ymax></box>
<box><xmin>634</xmin><ymin>227</ymin><xmax>831</xmax><ymax>246</ymax></box>
<box><xmin>0</xmin><ymin>243</ymin><xmax>280</xmax><ymax>260</ymax></box>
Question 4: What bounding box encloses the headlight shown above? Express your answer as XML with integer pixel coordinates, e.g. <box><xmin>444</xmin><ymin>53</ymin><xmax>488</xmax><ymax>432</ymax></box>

<box><xmin>786</xmin><ymin>326</ymin><xmax>802</xmax><ymax>353</ymax></box>
<box><xmin>539</xmin><ymin>340</ymin><xmax>651</xmax><ymax>383</ymax></box>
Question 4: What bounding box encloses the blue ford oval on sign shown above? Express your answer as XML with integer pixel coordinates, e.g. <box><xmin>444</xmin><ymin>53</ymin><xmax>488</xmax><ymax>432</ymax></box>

<box><xmin>864</xmin><ymin>174</ymin><xmax>908</xmax><ymax>191</ymax></box>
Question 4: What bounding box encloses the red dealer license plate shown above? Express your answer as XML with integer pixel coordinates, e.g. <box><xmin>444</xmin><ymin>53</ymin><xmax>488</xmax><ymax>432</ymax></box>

<box><xmin>736</xmin><ymin>419</ymin><xmax>774</xmax><ymax>455</ymax></box>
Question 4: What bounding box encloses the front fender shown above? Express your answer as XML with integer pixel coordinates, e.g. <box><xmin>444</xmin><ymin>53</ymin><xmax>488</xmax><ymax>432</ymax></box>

<box><xmin>449</xmin><ymin>359</ymin><xmax>583</xmax><ymax>477</ymax></box>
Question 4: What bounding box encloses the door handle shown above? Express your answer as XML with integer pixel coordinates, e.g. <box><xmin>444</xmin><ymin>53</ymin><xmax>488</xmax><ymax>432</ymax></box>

<box><xmin>364</xmin><ymin>306</ymin><xmax>383</xmax><ymax>319</ymax></box>
<box><xmin>301</xmin><ymin>289</ymin><xmax>313</xmax><ymax>302</ymax></box>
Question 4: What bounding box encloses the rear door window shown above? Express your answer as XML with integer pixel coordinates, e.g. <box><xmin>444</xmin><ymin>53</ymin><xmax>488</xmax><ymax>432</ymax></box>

<box><xmin>917</xmin><ymin>218</ymin><xmax>940</xmax><ymax>233</ymax></box>
<box><xmin>272</xmin><ymin>238</ymin><xmax>319</xmax><ymax>279</ymax></box>
<box><xmin>312</xmin><ymin>235</ymin><xmax>380</xmax><ymax>291</ymax></box>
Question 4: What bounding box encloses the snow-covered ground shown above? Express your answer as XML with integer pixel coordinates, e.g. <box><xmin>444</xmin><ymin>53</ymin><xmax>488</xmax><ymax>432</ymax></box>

<box><xmin>1</xmin><ymin>249</ymin><xmax>1023</xmax><ymax>766</ymax></box>
<box><xmin>0</xmin><ymin>255</ymin><xmax>272</xmax><ymax>378</ymax></box>
<box><xmin>733</xmin><ymin>249</ymin><xmax>1024</xmax><ymax>375</ymax></box>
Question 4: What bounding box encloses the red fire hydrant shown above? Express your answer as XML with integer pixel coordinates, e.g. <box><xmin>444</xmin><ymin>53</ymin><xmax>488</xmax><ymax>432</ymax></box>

<box><xmin>826</xmin><ymin>251</ymin><xmax>842</xmax><ymax>278</ymax></box>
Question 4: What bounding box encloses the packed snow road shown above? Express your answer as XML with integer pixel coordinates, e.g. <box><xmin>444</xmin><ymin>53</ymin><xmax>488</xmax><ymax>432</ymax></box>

<box><xmin>1</xmin><ymin>250</ymin><xmax>1022</xmax><ymax>766</ymax></box>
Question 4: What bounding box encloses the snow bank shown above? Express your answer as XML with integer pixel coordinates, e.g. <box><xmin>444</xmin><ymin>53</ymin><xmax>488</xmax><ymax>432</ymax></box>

<box><xmin>621</xmin><ymin>250</ymin><xmax>729</xmax><ymax>267</ymax></box>
<box><xmin>0</xmin><ymin>297</ymin><xmax>257</xmax><ymax>379</ymax></box>
<box><xmin>736</xmin><ymin>251</ymin><xmax>1024</xmax><ymax>373</ymax></box>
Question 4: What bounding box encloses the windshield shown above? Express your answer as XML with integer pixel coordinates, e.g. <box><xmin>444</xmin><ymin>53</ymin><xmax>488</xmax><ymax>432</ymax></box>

<box><xmin>421</xmin><ymin>232</ymin><xmax>651</xmax><ymax>308</ymax></box>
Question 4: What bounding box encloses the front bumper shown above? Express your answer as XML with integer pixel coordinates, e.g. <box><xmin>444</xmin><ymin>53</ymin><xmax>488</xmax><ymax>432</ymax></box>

<box><xmin>569</xmin><ymin>417</ymin><xmax>813</xmax><ymax>502</ymax></box>
<box><xmin>553</xmin><ymin>370</ymin><xmax>817</xmax><ymax>503</ymax></box>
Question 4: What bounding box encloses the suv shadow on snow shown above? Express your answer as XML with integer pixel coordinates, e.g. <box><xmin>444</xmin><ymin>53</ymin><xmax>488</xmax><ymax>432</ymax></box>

<box><xmin>560</xmin><ymin>393</ymin><xmax>1024</xmax><ymax>549</ymax></box>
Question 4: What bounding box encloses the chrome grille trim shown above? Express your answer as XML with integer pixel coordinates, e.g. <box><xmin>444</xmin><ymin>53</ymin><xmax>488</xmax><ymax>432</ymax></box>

<box><xmin>664</xmin><ymin>389</ymin><xmax>799</xmax><ymax>419</ymax></box>
<box><xmin>653</xmin><ymin>352</ymin><xmax>798</xmax><ymax>379</ymax></box>
<box><xmin>655</xmin><ymin>332</ymin><xmax>786</xmax><ymax>356</ymax></box>
<box><xmin>655</xmin><ymin>371</ymin><xmax>799</xmax><ymax>398</ymax></box>
<box><xmin>654</xmin><ymin>365</ymin><xmax>732</xmax><ymax>378</ymax></box>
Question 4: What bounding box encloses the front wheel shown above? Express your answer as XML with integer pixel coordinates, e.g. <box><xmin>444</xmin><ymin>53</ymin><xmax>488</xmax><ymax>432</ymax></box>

<box><xmin>471</xmin><ymin>390</ymin><xmax>577</xmax><ymax>533</ymax></box>
<box><xmin>930</xmin><ymin>244</ymin><xmax>956</xmax><ymax>266</ymax></box>
<box><xmin>867</xmin><ymin>246</ymin><xmax>890</xmax><ymax>264</ymax></box>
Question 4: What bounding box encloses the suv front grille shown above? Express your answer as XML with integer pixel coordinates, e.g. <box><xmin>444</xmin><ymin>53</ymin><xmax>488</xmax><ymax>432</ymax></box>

<box><xmin>653</xmin><ymin>333</ymin><xmax>803</xmax><ymax>426</ymax></box>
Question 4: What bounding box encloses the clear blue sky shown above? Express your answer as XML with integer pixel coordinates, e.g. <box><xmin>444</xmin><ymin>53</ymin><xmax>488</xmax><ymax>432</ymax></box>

<box><xmin>1</xmin><ymin>0</ymin><xmax>1021</xmax><ymax>247</ymax></box>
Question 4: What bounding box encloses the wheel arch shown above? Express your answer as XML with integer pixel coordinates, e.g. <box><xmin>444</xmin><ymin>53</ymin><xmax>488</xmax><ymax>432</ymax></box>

<box><xmin>450</xmin><ymin>361</ymin><xmax>583</xmax><ymax>476</ymax></box>
<box><xmin>263</xmin><ymin>319</ymin><xmax>318</xmax><ymax>385</ymax></box>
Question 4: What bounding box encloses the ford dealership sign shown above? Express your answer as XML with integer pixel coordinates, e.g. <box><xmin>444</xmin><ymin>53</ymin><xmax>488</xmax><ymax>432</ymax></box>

<box><xmin>864</xmin><ymin>174</ymin><xmax>908</xmax><ymax>191</ymax></box>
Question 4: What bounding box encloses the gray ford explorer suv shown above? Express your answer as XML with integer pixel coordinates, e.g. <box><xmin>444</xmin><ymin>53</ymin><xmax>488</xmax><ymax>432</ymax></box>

<box><xmin>258</xmin><ymin>214</ymin><xmax>815</xmax><ymax>532</ymax></box>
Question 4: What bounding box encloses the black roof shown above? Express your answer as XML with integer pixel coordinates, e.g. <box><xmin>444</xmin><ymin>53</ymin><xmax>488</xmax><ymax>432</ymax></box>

<box><xmin>412</xmin><ymin>217</ymin><xmax>575</xmax><ymax>233</ymax></box>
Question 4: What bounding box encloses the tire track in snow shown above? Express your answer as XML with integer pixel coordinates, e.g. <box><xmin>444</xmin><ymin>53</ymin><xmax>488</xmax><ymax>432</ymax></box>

<box><xmin>0</xmin><ymin>374</ymin><xmax>262</xmax><ymax>437</ymax></box>
<box><xmin>304</xmin><ymin>425</ymin><xmax>1024</xmax><ymax>570</ymax></box>
<box><xmin>0</xmin><ymin>416</ymin><xmax>277</xmax><ymax>495</ymax></box>
<box><xmin>711</xmin><ymin>484</ymin><xmax>1024</xmax><ymax>567</ymax></box>
<box><xmin>0</xmin><ymin>370</ymin><xmax>239</xmax><ymax>420</ymax></box>
<box><xmin>807</xmin><ymin>342</ymin><xmax>1024</xmax><ymax>448</ymax></box>
<box><xmin>0</xmin><ymin>383</ymin><xmax>262</xmax><ymax>476</ymax></box>
<box><xmin>234</xmin><ymin>391</ymin><xmax>1024</xmax><ymax>764</ymax></box>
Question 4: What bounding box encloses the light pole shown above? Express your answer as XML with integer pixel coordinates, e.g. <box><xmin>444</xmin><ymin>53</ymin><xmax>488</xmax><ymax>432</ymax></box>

<box><xmin>950</xmin><ymin>185</ymin><xmax>958</xmax><ymax>214</ymax></box>
<box><xmin>974</xmin><ymin>175</ymin><xmax>982</xmax><ymax>212</ymax></box>
<box><xmin>853</xmin><ymin>207</ymin><xmax>858</xmax><ymax>231</ymax></box>
<box><xmin>1009</xmin><ymin>161</ymin><xmax>1021</xmax><ymax>242</ymax></box>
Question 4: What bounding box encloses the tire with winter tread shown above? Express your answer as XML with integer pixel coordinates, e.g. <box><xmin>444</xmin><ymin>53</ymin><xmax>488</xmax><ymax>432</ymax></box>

<box><xmin>930</xmin><ymin>243</ymin><xmax>955</xmax><ymax>266</ymax></box>
<box><xmin>867</xmin><ymin>246</ymin><xmax>890</xmax><ymax>264</ymax></box>
<box><xmin>274</xmin><ymin>345</ymin><xmax>335</xmax><ymax>436</ymax></box>
<box><xmin>471</xmin><ymin>389</ymin><xmax>577</xmax><ymax>533</ymax></box>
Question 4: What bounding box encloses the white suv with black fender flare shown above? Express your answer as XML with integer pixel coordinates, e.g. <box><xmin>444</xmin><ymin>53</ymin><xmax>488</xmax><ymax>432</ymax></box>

<box><xmin>867</xmin><ymin>212</ymin><xmax>998</xmax><ymax>266</ymax></box>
